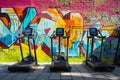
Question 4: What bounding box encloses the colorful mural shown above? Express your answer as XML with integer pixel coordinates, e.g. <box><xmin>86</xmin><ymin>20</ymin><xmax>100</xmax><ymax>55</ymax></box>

<box><xmin>0</xmin><ymin>0</ymin><xmax>120</xmax><ymax>62</ymax></box>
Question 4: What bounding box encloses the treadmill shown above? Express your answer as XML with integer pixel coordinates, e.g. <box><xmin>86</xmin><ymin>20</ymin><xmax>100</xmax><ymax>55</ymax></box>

<box><xmin>86</xmin><ymin>28</ymin><xmax>115</xmax><ymax>71</ymax></box>
<box><xmin>50</xmin><ymin>28</ymin><xmax>71</xmax><ymax>71</ymax></box>
<box><xmin>114</xmin><ymin>27</ymin><xmax>120</xmax><ymax>65</ymax></box>
<box><xmin>8</xmin><ymin>28</ymin><xmax>38</xmax><ymax>72</ymax></box>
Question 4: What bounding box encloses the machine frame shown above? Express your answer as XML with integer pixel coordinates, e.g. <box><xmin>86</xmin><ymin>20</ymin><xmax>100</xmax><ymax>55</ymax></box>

<box><xmin>50</xmin><ymin>28</ymin><xmax>71</xmax><ymax>71</ymax></box>
<box><xmin>8</xmin><ymin>28</ymin><xmax>38</xmax><ymax>72</ymax></box>
<box><xmin>86</xmin><ymin>28</ymin><xmax>115</xmax><ymax>71</ymax></box>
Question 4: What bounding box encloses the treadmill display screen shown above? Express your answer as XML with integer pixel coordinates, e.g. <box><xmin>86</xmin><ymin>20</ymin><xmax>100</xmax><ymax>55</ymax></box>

<box><xmin>23</xmin><ymin>28</ymin><xmax>33</xmax><ymax>36</ymax></box>
<box><xmin>56</xmin><ymin>28</ymin><xmax>64</xmax><ymax>36</ymax></box>
<box><xmin>89</xmin><ymin>28</ymin><xmax>98</xmax><ymax>36</ymax></box>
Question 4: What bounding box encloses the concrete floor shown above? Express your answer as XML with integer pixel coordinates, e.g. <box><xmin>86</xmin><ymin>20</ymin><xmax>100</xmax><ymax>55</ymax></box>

<box><xmin>0</xmin><ymin>62</ymin><xmax>120</xmax><ymax>80</ymax></box>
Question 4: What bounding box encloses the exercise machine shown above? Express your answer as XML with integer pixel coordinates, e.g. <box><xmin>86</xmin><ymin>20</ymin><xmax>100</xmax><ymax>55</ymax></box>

<box><xmin>50</xmin><ymin>28</ymin><xmax>71</xmax><ymax>71</ymax></box>
<box><xmin>114</xmin><ymin>27</ymin><xmax>120</xmax><ymax>65</ymax></box>
<box><xmin>86</xmin><ymin>28</ymin><xmax>115</xmax><ymax>71</ymax></box>
<box><xmin>8</xmin><ymin>28</ymin><xmax>38</xmax><ymax>72</ymax></box>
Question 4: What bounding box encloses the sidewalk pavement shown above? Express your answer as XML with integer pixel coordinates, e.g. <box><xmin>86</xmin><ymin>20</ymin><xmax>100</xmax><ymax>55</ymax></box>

<box><xmin>0</xmin><ymin>62</ymin><xmax>120</xmax><ymax>80</ymax></box>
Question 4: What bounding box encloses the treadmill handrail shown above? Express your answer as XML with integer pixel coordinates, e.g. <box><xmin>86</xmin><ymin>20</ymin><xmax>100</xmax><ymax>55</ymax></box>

<box><xmin>17</xmin><ymin>34</ymin><xmax>35</xmax><ymax>39</ymax></box>
<box><xmin>87</xmin><ymin>29</ymin><xmax>106</xmax><ymax>61</ymax></box>
<box><xmin>50</xmin><ymin>29</ymin><xmax>69</xmax><ymax>61</ymax></box>
<box><xmin>17</xmin><ymin>34</ymin><xmax>38</xmax><ymax>65</ymax></box>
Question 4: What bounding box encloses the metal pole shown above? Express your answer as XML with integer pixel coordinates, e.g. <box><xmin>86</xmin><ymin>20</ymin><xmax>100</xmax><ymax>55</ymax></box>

<box><xmin>91</xmin><ymin>36</ymin><xmax>94</xmax><ymax>55</ymax></box>
<box><xmin>99</xmin><ymin>37</ymin><xmax>104</xmax><ymax>60</ymax></box>
<box><xmin>66</xmin><ymin>36</ymin><xmax>69</xmax><ymax>61</ymax></box>
<box><xmin>51</xmin><ymin>37</ymin><xmax>53</xmax><ymax>61</ymax></box>
<box><xmin>58</xmin><ymin>36</ymin><xmax>61</xmax><ymax>55</ymax></box>
<box><xmin>19</xmin><ymin>38</ymin><xmax>24</xmax><ymax>61</ymax></box>
<box><xmin>86</xmin><ymin>31</ymin><xmax>89</xmax><ymax>64</ymax></box>
<box><xmin>33</xmin><ymin>38</ymin><xmax>38</xmax><ymax>65</ymax></box>
<box><xmin>28</xmin><ymin>37</ymin><xmax>32</xmax><ymax>56</ymax></box>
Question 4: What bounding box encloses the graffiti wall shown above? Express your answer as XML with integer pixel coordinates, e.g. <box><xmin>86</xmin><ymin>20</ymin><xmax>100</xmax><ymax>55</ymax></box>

<box><xmin>0</xmin><ymin>0</ymin><xmax>120</xmax><ymax>62</ymax></box>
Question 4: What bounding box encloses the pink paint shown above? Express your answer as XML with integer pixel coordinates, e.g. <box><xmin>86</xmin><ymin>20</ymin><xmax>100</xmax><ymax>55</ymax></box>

<box><xmin>0</xmin><ymin>0</ymin><xmax>119</xmax><ymax>15</ymax></box>
<box><xmin>96</xmin><ymin>0</ymin><xmax>119</xmax><ymax>15</ymax></box>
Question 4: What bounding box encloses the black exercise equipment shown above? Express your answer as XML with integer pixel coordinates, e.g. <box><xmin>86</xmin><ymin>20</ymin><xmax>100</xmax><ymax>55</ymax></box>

<box><xmin>50</xmin><ymin>28</ymin><xmax>71</xmax><ymax>71</ymax></box>
<box><xmin>86</xmin><ymin>28</ymin><xmax>115</xmax><ymax>71</ymax></box>
<box><xmin>114</xmin><ymin>27</ymin><xmax>120</xmax><ymax>65</ymax></box>
<box><xmin>8</xmin><ymin>28</ymin><xmax>38</xmax><ymax>72</ymax></box>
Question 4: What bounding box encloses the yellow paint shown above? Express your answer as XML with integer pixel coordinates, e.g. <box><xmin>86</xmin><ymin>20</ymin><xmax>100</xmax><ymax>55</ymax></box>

<box><xmin>68</xmin><ymin>12</ymin><xmax>84</xmax><ymax>47</ymax></box>
<box><xmin>5</xmin><ymin>8</ymin><xmax>15</xmax><ymax>14</ymax></box>
<box><xmin>44</xmin><ymin>8</ymin><xmax>66</xmax><ymax>28</ymax></box>
<box><xmin>70</xmin><ymin>13</ymin><xmax>83</xmax><ymax>27</ymax></box>
<box><xmin>45</xmin><ymin>8</ymin><xmax>60</xmax><ymax>16</ymax></box>
<box><xmin>0</xmin><ymin>21</ymin><xmax>2</xmax><ymax>27</ymax></box>
<box><xmin>101</xmin><ymin>26</ymin><xmax>115</xmax><ymax>35</ymax></box>
<box><xmin>52</xmin><ymin>17</ymin><xmax>66</xmax><ymax>28</ymax></box>
<box><xmin>17</xmin><ymin>43</ymin><xmax>51</xmax><ymax>62</ymax></box>
<box><xmin>40</xmin><ymin>18</ymin><xmax>45</xmax><ymax>22</ymax></box>
<box><xmin>35</xmin><ymin>45</ymin><xmax>51</xmax><ymax>62</ymax></box>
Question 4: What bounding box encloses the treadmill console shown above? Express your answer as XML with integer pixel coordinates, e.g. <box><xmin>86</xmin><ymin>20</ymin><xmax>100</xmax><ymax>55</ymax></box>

<box><xmin>89</xmin><ymin>28</ymin><xmax>98</xmax><ymax>36</ymax></box>
<box><xmin>56</xmin><ymin>28</ymin><xmax>64</xmax><ymax>36</ymax></box>
<box><xmin>23</xmin><ymin>28</ymin><xmax>33</xmax><ymax>36</ymax></box>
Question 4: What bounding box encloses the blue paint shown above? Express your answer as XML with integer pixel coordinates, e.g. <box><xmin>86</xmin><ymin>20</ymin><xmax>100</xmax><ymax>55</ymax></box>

<box><xmin>21</xmin><ymin>8</ymin><xmax>37</xmax><ymax>31</ymax></box>
<box><xmin>37</xmin><ymin>18</ymin><xmax>56</xmax><ymax>36</ymax></box>
<box><xmin>69</xmin><ymin>40</ymin><xmax>80</xmax><ymax>57</ymax></box>
<box><xmin>0</xmin><ymin>20</ymin><xmax>15</xmax><ymax>47</ymax></box>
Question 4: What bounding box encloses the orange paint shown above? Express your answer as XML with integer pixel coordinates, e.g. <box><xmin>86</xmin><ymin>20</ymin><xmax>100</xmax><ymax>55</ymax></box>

<box><xmin>30</xmin><ymin>16</ymin><xmax>38</xmax><ymax>24</ymax></box>
<box><xmin>15</xmin><ymin>8</ymin><xmax>23</xmax><ymax>18</ymax></box>
<box><xmin>0</xmin><ymin>17</ymin><xmax>9</xmax><ymax>27</ymax></box>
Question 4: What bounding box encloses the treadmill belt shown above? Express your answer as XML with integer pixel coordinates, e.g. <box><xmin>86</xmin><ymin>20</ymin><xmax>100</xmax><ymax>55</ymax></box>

<box><xmin>8</xmin><ymin>62</ymin><xmax>35</xmax><ymax>72</ymax></box>
<box><xmin>87</xmin><ymin>61</ymin><xmax>115</xmax><ymax>71</ymax></box>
